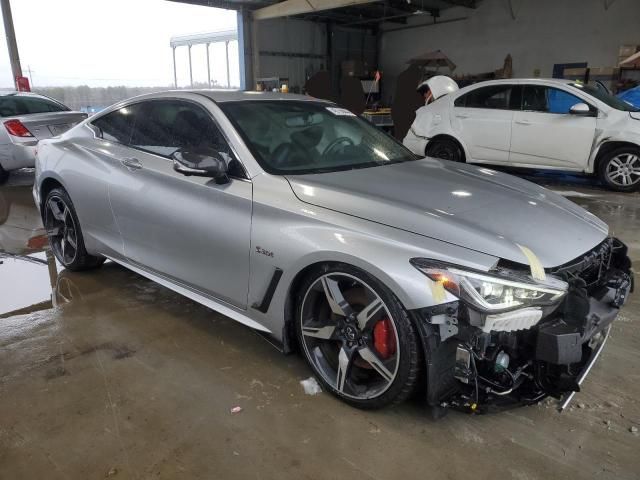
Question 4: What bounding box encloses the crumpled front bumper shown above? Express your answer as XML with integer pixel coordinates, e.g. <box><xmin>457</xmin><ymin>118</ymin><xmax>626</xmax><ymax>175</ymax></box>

<box><xmin>536</xmin><ymin>267</ymin><xmax>632</xmax><ymax>366</ymax></box>
<box><xmin>414</xmin><ymin>237</ymin><xmax>634</xmax><ymax>415</ymax></box>
<box><xmin>558</xmin><ymin>325</ymin><xmax>611</xmax><ymax>411</ymax></box>
<box><xmin>535</xmin><ymin>263</ymin><xmax>633</xmax><ymax>409</ymax></box>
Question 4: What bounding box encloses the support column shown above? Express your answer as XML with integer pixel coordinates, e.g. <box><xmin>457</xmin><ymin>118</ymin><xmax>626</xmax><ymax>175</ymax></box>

<box><xmin>236</xmin><ymin>8</ymin><xmax>253</xmax><ymax>90</ymax></box>
<box><xmin>206</xmin><ymin>43</ymin><xmax>211</xmax><ymax>88</ymax></box>
<box><xmin>251</xmin><ymin>18</ymin><xmax>260</xmax><ymax>89</ymax></box>
<box><xmin>172</xmin><ymin>46</ymin><xmax>178</xmax><ymax>88</ymax></box>
<box><xmin>0</xmin><ymin>0</ymin><xmax>23</xmax><ymax>89</ymax></box>
<box><xmin>188</xmin><ymin>45</ymin><xmax>193</xmax><ymax>87</ymax></box>
<box><xmin>225</xmin><ymin>41</ymin><xmax>231</xmax><ymax>88</ymax></box>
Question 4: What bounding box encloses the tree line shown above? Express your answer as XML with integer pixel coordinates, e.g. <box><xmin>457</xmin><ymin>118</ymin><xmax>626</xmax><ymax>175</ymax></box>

<box><xmin>34</xmin><ymin>82</ymin><xmax>219</xmax><ymax>111</ymax></box>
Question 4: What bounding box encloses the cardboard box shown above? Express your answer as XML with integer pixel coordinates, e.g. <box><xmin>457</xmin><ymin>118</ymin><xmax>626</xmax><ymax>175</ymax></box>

<box><xmin>564</xmin><ymin>67</ymin><xmax>587</xmax><ymax>78</ymax></box>
<box><xmin>589</xmin><ymin>67</ymin><xmax>619</xmax><ymax>77</ymax></box>
<box><xmin>619</xmin><ymin>45</ymin><xmax>638</xmax><ymax>59</ymax></box>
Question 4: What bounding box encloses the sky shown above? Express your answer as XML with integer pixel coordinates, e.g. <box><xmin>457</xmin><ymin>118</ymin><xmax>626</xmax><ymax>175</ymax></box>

<box><xmin>0</xmin><ymin>0</ymin><xmax>240</xmax><ymax>88</ymax></box>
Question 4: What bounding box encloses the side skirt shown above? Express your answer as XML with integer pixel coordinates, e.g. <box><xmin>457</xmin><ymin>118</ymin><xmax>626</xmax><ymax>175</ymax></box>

<box><xmin>104</xmin><ymin>255</ymin><xmax>271</xmax><ymax>333</ymax></box>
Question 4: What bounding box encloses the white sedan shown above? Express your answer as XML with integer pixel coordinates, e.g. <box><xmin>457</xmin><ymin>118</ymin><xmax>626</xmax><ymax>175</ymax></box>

<box><xmin>403</xmin><ymin>78</ymin><xmax>640</xmax><ymax>192</ymax></box>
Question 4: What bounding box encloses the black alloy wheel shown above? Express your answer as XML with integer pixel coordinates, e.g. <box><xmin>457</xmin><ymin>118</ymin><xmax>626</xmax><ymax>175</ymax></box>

<box><xmin>296</xmin><ymin>265</ymin><xmax>420</xmax><ymax>409</ymax></box>
<box><xmin>43</xmin><ymin>187</ymin><xmax>104</xmax><ymax>271</ymax></box>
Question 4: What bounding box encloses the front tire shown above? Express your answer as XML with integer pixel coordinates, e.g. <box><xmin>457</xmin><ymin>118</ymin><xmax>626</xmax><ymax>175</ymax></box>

<box><xmin>295</xmin><ymin>264</ymin><xmax>421</xmax><ymax>409</ymax></box>
<box><xmin>43</xmin><ymin>187</ymin><xmax>105</xmax><ymax>271</ymax></box>
<box><xmin>597</xmin><ymin>146</ymin><xmax>640</xmax><ymax>192</ymax></box>
<box><xmin>425</xmin><ymin>137</ymin><xmax>464</xmax><ymax>162</ymax></box>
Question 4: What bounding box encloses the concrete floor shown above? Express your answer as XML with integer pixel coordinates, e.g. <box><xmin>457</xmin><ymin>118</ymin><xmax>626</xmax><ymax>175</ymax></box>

<box><xmin>1</xmin><ymin>169</ymin><xmax>639</xmax><ymax>480</ymax></box>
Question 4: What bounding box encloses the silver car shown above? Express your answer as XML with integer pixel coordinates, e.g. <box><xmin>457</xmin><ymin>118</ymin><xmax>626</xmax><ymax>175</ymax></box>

<box><xmin>0</xmin><ymin>91</ymin><xmax>87</xmax><ymax>184</ymax></box>
<box><xmin>33</xmin><ymin>91</ymin><xmax>633</xmax><ymax>413</ymax></box>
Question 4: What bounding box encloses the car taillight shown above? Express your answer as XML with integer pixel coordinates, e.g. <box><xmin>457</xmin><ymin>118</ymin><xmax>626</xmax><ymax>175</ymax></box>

<box><xmin>4</xmin><ymin>119</ymin><xmax>33</xmax><ymax>137</ymax></box>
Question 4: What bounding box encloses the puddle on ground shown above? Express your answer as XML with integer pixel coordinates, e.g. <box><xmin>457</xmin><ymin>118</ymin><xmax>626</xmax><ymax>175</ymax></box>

<box><xmin>0</xmin><ymin>183</ymin><xmax>67</xmax><ymax>317</ymax></box>
<box><xmin>0</xmin><ymin>182</ymin><xmax>46</xmax><ymax>255</ymax></box>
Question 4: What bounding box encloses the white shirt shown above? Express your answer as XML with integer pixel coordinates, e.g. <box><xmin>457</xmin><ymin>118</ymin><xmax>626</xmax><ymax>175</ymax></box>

<box><xmin>402</xmin><ymin>102</ymin><xmax>443</xmax><ymax>156</ymax></box>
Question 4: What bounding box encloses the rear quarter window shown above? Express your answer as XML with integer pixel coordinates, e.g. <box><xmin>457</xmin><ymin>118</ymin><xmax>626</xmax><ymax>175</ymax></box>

<box><xmin>91</xmin><ymin>106</ymin><xmax>138</xmax><ymax>144</ymax></box>
<box><xmin>462</xmin><ymin>85</ymin><xmax>514</xmax><ymax>109</ymax></box>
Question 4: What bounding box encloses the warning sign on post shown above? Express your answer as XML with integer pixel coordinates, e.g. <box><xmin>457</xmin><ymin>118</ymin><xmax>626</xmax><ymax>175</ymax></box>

<box><xmin>15</xmin><ymin>76</ymin><xmax>31</xmax><ymax>92</ymax></box>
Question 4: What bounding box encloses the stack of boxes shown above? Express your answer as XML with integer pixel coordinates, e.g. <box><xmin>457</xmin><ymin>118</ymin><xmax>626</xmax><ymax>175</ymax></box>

<box><xmin>561</xmin><ymin>45</ymin><xmax>640</xmax><ymax>93</ymax></box>
<box><xmin>618</xmin><ymin>45</ymin><xmax>639</xmax><ymax>68</ymax></box>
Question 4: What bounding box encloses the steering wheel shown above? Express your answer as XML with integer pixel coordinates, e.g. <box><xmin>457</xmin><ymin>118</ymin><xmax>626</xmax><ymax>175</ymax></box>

<box><xmin>270</xmin><ymin>142</ymin><xmax>308</xmax><ymax>169</ymax></box>
<box><xmin>322</xmin><ymin>137</ymin><xmax>354</xmax><ymax>157</ymax></box>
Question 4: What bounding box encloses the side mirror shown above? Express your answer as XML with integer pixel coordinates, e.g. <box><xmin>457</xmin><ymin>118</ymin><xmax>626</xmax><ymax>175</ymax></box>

<box><xmin>569</xmin><ymin>102</ymin><xmax>593</xmax><ymax>116</ymax></box>
<box><xmin>172</xmin><ymin>150</ymin><xmax>229</xmax><ymax>184</ymax></box>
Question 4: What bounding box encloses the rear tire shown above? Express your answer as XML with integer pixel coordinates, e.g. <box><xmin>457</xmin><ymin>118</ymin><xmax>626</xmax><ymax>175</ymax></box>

<box><xmin>0</xmin><ymin>165</ymin><xmax>9</xmax><ymax>185</ymax></box>
<box><xmin>597</xmin><ymin>146</ymin><xmax>640</xmax><ymax>192</ymax></box>
<box><xmin>295</xmin><ymin>263</ymin><xmax>421</xmax><ymax>409</ymax></box>
<box><xmin>425</xmin><ymin>137</ymin><xmax>464</xmax><ymax>162</ymax></box>
<box><xmin>43</xmin><ymin>187</ymin><xmax>105</xmax><ymax>271</ymax></box>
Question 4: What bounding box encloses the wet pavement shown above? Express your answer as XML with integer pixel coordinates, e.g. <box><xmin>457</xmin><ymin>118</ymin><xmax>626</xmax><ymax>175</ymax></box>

<box><xmin>1</xmin><ymin>169</ymin><xmax>639</xmax><ymax>480</ymax></box>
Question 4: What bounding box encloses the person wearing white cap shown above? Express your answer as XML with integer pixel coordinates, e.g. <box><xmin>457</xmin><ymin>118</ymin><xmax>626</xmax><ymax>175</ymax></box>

<box><xmin>403</xmin><ymin>75</ymin><xmax>459</xmax><ymax>156</ymax></box>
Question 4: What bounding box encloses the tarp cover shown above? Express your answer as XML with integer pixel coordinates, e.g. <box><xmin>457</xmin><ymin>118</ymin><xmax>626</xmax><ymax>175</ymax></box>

<box><xmin>618</xmin><ymin>86</ymin><xmax>640</xmax><ymax>108</ymax></box>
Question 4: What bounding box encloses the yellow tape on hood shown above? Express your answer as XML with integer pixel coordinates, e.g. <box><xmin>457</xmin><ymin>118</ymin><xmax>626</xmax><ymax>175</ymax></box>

<box><xmin>516</xmin><ymin>244</ymin><xmax>546</xmax><ymax>282</ymax></box>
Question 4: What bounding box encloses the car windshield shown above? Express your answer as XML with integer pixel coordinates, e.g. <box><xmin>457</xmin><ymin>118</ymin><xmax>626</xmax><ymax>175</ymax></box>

<box><xmin>220</xmin><ymin>100</ymin><xmax>417</xmax><ymax>175</ymax></box>
<box><xmin>570</xmin><ymin>82</ymin><xmax>640</xmax><ymax>112</ymax></box>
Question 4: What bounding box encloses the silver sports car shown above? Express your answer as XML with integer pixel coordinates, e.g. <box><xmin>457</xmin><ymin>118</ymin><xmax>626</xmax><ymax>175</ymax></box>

<box><xmin>34</xmin><ymin>90</ymin><xmax>633</xmax><ymax>414</ymax></box>
<box><xmin>0</xmin><ymin>91</ymin><xmax>87</xmax><ymax>184</ymax></box>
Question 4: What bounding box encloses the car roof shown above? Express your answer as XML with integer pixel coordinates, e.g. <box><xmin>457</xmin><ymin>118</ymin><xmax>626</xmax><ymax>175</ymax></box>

<box><xmin>90</xmin><ymin>89</ymin><xmax>335</xmax><ymax>124</ymax></box>
<box><xmin>165</xmin><ymin>89</ymin><xmax>330</xmax><ymax>104</ymax></box>
<box><xmin>114</xmin><ymin>89</ymin><xmax>330</xmax><ymax>106</ymax></box>
<box><xmin>453</xmin><ymin>78</ymin><xmax>583</xmax><ymax>97</ymax></box>
<box><xmin>495</xmin><ymin>78</ymin><xmax>573</xmax><ymax>84</ymax></box>
<box><xmin>460</xmin><ymin>78</ymin><xmax>576</xmax><ymax>89</ymax></box>
<box><xmin>0</xmin><ymin>90</ymin><xmax>52</xmax><ymax>98</ymax></box>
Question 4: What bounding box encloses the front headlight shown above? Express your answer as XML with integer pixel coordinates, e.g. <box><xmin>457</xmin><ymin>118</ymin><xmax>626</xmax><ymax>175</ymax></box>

<box><xmin>410</xmin><ymin>259</ymin><xmax>568</xmax><ymax>313</ymax></box>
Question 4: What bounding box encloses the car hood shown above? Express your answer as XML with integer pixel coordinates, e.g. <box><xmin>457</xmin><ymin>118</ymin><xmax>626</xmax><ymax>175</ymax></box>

<box><xmin>286</xmin><ymin>159</ymin><xmax>608</xmax><ymax>268</ymax></box>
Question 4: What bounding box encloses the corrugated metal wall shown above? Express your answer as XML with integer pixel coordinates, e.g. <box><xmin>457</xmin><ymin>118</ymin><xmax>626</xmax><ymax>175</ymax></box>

<box><xmin>255</xmin><ymin>18</ymin><xmax>378</xmax><ymax>95</ymax></box>
<box><xmin>379</xmin><ymin>0</ymin><xmax>640</xmax><ymax>103</ymax></box>
<box><xmin>256</xmin><ymin>18</ymin><xmax>327</xmax><ymax>92</ymax></box>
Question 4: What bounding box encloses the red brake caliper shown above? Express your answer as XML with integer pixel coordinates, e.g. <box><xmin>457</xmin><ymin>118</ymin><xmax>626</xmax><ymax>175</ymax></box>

<box><xmin>373</xmin><ymin>318</ymin><xmax>396</xmax><ymax>359</ymax></box>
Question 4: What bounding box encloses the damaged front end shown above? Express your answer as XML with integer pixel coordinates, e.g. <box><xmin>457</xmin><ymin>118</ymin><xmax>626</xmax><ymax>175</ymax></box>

<box><xmin>410</xmin><ymin>237</ymin><xmax>634</xmax><ymax>415</ymax></box>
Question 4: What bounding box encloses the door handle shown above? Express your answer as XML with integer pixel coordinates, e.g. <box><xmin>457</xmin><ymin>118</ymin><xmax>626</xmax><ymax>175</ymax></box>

<box><xmin>121</xmin><ymin>157</ymin><xmax>143</xmax><ymax>170</ymax></box>
<box><xmin>455</xmin><ymin>114</ymin><xmax>469</xmax><ymax>119</ymax></box>
<box><xmin>515</xmin><ymin>120</ymin><xmax>531</xmax><ymax>125</ymax></box>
